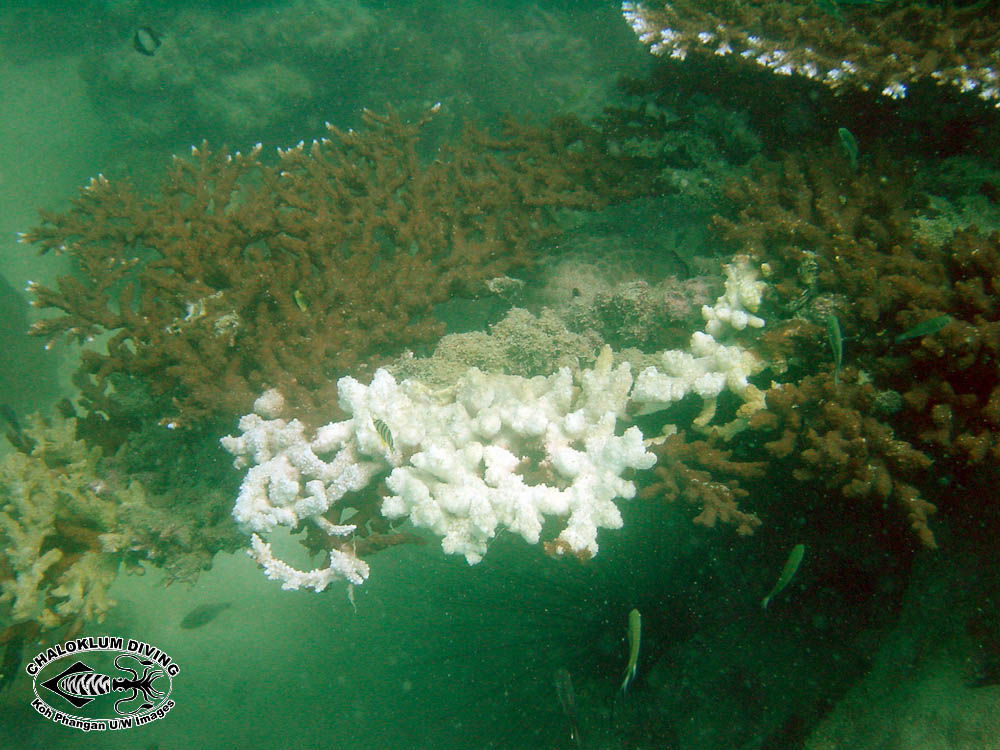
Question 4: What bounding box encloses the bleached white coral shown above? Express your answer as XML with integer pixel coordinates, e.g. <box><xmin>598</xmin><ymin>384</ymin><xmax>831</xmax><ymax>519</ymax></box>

<box><xmin>632</xmin><ymin>330</ymin><xmax>764</xmax><ymax>423</ymax></box>
<box><xmin>701</xmin><ymin>254</ymin><xmax>766</xmax><ymax>336</ymax></box>
<box><xmin>248</xmin><ymin>533</ymin><xmax>368</xmax><ymax>592</ymax></box>
<box><xmin>224</xmin><ymin>255</ymin><xmax>773</xmax><ymax>591</ymax></box>
<box><xmin>223</xmin><ymin>348</ymin><xmax>657</xmax><ymax>586</ymax></box>
<box><xmin>628</xmin><ymin>256</ymin><xmax>767</xmax><ymax>423</ymax></box>
<box><xmin>622</xmin><ymin>254</ymin><xmax>768</xmax><ymax>424</ymax></box>
<box><xmin>380</xmin><ymin>348</ymin><xmax>654</xmax><ymax>563</ymax></box>
<box><xmin>221</xmin><ymin>389</ymin><xmax>385</xmax><ymax>534</ymax></box>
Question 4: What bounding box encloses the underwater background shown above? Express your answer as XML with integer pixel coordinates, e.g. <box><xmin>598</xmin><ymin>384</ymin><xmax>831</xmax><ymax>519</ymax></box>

<box><xmin>1</xmin><ymin>1</ymin><xmax>1000</xmax><ymax>748</ymax></box>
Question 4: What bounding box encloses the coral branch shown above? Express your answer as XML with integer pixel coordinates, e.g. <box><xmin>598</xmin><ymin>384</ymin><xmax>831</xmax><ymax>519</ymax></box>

<box><xmin>640</xmin><ymin>431</ymin><xmax>764</xmax><ymax>536</ymax></box>
<box><xmin>623</xmin><ymin>1</ymin><xmax>1000</xmax><ymax>105</ymax></box>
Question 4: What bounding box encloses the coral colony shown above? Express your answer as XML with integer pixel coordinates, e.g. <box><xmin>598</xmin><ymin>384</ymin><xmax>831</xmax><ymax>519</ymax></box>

<box><xmin>622</xmin><ymin>1</ymin><xmax>1000</xmax><ymax>104</ymax></box>
<box><xmin>221</xmin><ymin>258</ymin><xmax>767</xmax><ymax>589</ymax></box>
<box><xmin>18</xmin><ymin>109</ymin><xmax>623</xmax><ymax>424</ymax></box>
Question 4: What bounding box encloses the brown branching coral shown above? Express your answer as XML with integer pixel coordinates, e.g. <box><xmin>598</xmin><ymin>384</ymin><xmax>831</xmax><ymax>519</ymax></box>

<box><xmin>750</xmin><ymin>371</ymin><xmax>937</xmax><ymax>548</ymax></box>
<box><xmin>640</xmin><ymin>431</ymin><xmax>764</xmax><ymax>536</ymax></box>
<box><xmin>718</xmin><ymin>151</ymin><xmax>1000</xmax><ymax>465</ymax></box>
<box><xmin>713</xmin><ymin>147</ymin><xmax>1000</xmax><ymax>546</ymax></box>
<box><xmin>623</xmin><ymin>1</ymin><xmax>1000</xmax><ymax>106</ymax></box>
<box><xmin>886</xmin><ymin>229</ymin><xmax>1000</xmax><ymax>465</ymax></box>
<box><xmin>714</xmin><ymin>148</ymin><xmax>914</xmax><ymax>323</ymax></box>
<box><xmin>19</xmin><ymin>108</ymin><xmax>633</xmax><ymax>425</ymax></box>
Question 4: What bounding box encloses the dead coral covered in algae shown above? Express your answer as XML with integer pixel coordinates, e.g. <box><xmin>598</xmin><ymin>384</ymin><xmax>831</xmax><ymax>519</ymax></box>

<box><xmin>0</xmin><ymin>413</ymin><xmax>233</xmax><ymax>644</ymax></box>
<box><xmin>21</xmin><ymin>108</ymin><xmax>632</xmax><ymax>425</ymax></box>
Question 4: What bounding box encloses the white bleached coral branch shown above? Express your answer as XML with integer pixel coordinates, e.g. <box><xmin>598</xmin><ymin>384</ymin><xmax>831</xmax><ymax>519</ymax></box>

<box><xmin>701</xmin><ymin>254</ymin><xmax>766</xmax><ymax>336</ymax></box>
<box><xmin>632</xmin><ymin>255</ymin><xmax>767</xmax><ymax>421</ymax></box>
<box><xmin>248</xmin><ymin>533</ymin><xmax>368</xmax><ymax>592</ymax></box>
<box><xmin>223</xmin><ymin>255</ymin><xmax>771</xmax><ymax>591</ymax></box>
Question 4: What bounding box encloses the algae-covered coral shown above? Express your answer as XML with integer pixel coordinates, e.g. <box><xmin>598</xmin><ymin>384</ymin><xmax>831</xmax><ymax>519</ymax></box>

<box><xmin>0</xmin><ymin>410</ymin><xmax>240</xmax><ymax>650</ymax></box>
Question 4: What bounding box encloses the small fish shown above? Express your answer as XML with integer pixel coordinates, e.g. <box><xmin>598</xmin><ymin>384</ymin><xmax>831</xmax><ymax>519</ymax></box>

<box><xmin>620</xmin><ymin>608</ymin><xmax>642</xmax><ymax>694</ymax></box>
<box><xmin>0</xmin><ymin>403</ymin><xmax>22</xmax><ymax>433</ymax></box>
<box><xmin>837</xmin><ymin>127</ymin><xmax>859</xmax><ymax>172</ymax></box>
<box><xmin>133</xmin><ymin>27</ymin><xmax>162</xmax><ymax>57</ymax></box>
<box><xmin>894</xmin><ymin>314</ymin><xmax>953</xmax><ymax>344</ymax></box>
<box><xmin>293</xmin><ymin>289</ymin><xmax>308</xmax><ymax>312</ymax></box>
<box><xmin>826</xmin><ymin>314</ymin><xmax>843</xmax><ymax>387</ymax></box>
<box><xmin>0</xmin><ymin>404</ymin><xmax>34</xmax><ymax>455</ymax></box>
<box><xmin>554</xmin><ymin>668</ymin><xmax>582</xmax><ymax>748</ymax></box>
<box><xmin>180</xmin><ymin>602</ymin><xmax>231</xmax><ymax>629</ymax></box>
<box><xmin>373</xmin><ymin>418</ymin><xmax>394</xmax><ymax>452</ymax></box>
<box><xmin>762</xmin><ymin>544</ymin><xmax>806</xmax><ymax>609</ymax></box>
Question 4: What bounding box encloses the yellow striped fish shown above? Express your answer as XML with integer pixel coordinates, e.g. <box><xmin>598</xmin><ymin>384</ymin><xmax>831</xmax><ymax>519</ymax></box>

<box><xmin>373</xmin><ymin>418</ymin><xmax>394</xmax><ymax>453</ymax></box>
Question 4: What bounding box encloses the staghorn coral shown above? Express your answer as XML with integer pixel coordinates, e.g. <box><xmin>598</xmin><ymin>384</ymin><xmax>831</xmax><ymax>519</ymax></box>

<box><xmin>714</xmin><ymin>148</ymin><xmax>915</xmax><ymax>324</ymax></box>
<box><xmin>886</xmin><ymin>229</ymin><xmax>1000</xmax><ymax>465</ymax></box>
<box><xmin>20</xmin><ymin>108</ymin><xmax>632</xmax><ymax>426</ymax></box>
<box><xmin>712</xmin><ymin>147</ymin><xmax>1000</xmax><ymax>546</ymax></box>
<box><xmin>639</xmin><ymin>430</ymin><xmax>764</xmax><ymax>536</ymax></box>
<box><xmin>622</xmin><ymin>1</ymin><xmax>1000</xmax><ymax>105</ymax></box>
<box><xmin>718</xmin><ymin>152</ymin><xmax>1000</xmax><ymax>468</ymax></box>
<box><xmin>750</xmin><ymin>370</ymin><xmax>937</xmax><ymax>548</ymax></box>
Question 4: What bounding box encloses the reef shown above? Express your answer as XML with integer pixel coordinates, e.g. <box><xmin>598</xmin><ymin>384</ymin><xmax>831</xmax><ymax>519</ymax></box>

<box><xmin>21</xmin><ymin>108</ymin><xmax>632</xmax><ymax>426</ymax></box>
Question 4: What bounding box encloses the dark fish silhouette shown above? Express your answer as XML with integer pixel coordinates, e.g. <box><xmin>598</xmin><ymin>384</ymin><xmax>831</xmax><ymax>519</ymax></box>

<box><xmin>0</xmin><ymin>403</ymin><xmax>34</xmax><ymax>454</ymax></box>
<box><xmin>180</xmin><ymin>602</ymin><xmax>231</xmax><ymax>629</ymax></box>
<box><xmin>133</xmin><ymin>27</ymin><xmax>161</xmax><ymax>57</ymax></box>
